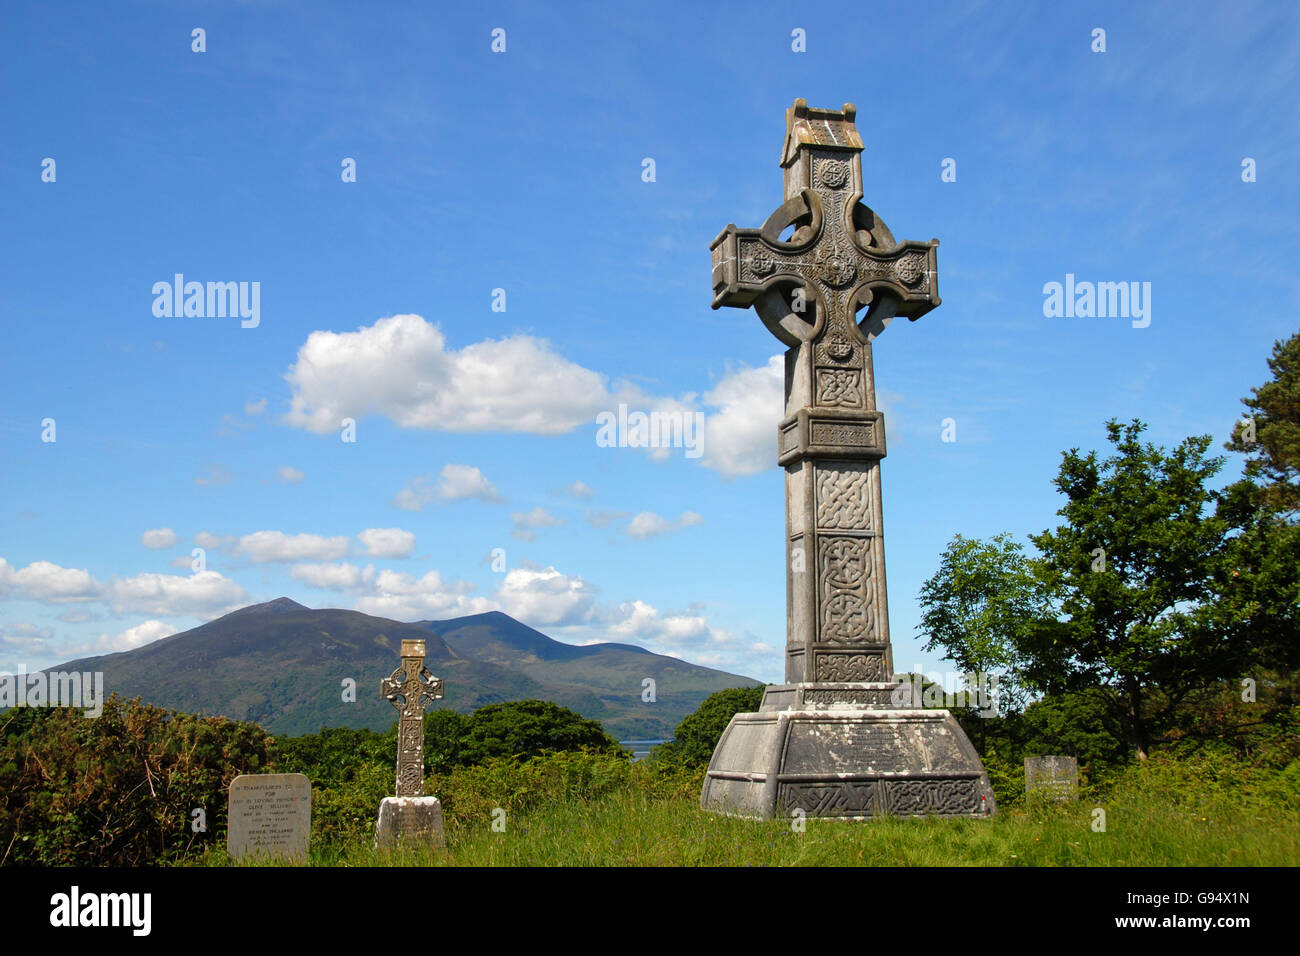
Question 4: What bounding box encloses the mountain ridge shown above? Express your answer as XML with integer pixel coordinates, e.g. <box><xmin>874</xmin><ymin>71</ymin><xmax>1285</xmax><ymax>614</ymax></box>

<box><xmin>48</xmin><ymin>599</ymin><xmax>759</xmax><ymax>738</ymax></box>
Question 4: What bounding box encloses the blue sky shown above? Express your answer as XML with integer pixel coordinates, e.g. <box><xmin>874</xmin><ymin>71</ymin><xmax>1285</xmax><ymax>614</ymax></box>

<box><xmin>1</xmin><ymin>0</ymin><xmax>1296</xmax><ymax>685</ymax></box>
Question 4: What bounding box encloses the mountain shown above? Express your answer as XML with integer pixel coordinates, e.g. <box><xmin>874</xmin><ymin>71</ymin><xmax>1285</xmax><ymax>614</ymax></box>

<box><xmin>48</xmin><ymin>599</ymin><xmax>758</xmax><ymax>739</ymax></box>
<box><xmin>419</xmin><ymin>610</ymin><xmax>756</xmax><ymax>738</ymax></box>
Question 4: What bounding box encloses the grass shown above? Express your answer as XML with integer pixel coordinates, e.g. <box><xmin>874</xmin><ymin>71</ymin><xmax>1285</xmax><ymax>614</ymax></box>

<box><xmin>193</xmin><ymin>760</ymin><xmax>1300</xmax><ymax>867</ymax></box>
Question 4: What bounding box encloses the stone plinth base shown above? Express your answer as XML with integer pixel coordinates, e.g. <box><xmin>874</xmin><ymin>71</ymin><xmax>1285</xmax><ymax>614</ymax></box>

<box><xmin>375</xmin><ymin>796</ymin><xmax>446</xmax><ymax>850</ymax></box>
<box><xmin>701</xmin><ymin>686</ymin><xmax>996</xmax><ymax>820</ymax></box>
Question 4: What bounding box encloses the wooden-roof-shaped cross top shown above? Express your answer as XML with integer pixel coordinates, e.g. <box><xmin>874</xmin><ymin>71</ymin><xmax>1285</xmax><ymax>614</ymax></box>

<box><xmin>710</xmin><ymin>99</ymin><xmax>941</xmax><ymax>350</ymax></box>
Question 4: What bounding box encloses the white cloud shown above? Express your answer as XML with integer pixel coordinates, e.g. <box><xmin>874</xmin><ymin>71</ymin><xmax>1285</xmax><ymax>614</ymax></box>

<box><xmin>699</xmin><ymin>356</ymin><xmax>784</xmax><ymax>478</ymax></box>
<box><xmin>194</xmin><ymin>531</ymin><xmax>235</xmax><ymax>551</ymax></box>
<box><xmin>584</xmin><ymin>509</ymin><xmax>631</xmax><ymax>529</ymax></box>
<box><xmin>277</xmin><ymin>465</ymin><xmax>305</xmax><ymax>484</ymax></box>
<box><xmin>563</xmin><ymin>480</ymin><xmax>596</xmax><ymax>500</ymax></box>
<box><xmin>236</xmin><ymin>531</ymin><xmax>350</xmax><ymax>563</ymax></box>
<box><xmin>96</xmin><ymin>620</ymin><xmax>174</xmax><ymax>653</ymax></box>
<box><xmin>602</xmin><ymin>599</ymin><xmax>737</xmax><ymax>656</ymax></box>
<box><xmin>283</xmin><ymin>314</ymin><xmax>613</xmax><ymax>435</ymax></box>
<box><xmin>195</xmin><ymin>463</ymin><xmax>233</xmax><ymax>486</ymax></box>
<box><xmin>357</xmin><ymin>528</ymin><xmax>416</xmax><ymax>558</ymax></box>
<box><xmin>109</xmin><ymin>570</ymin><xmax>248</xmax><ymax>616</ymax></box>
<box><xmin>11</xmin><ymin>561</ymin><xmax>103</xmax><ymax>603</ymax></box>
<box><xmin>290</xmin><ymin>562</ymin><xmax>375</xmax><ymax>590</ymax></box>
<box><xmin>141</xmin><ymin>528</ymin><xmax>178</xmax><ymax>550</ymax></box>
<box><xmin>245</xmin><ymin>398</ymin><xmax>268</xmax><ymax>415</ymax></box>
<box><xmin>393</xmin><ymin>465</ymin><xmax>503</xmax><ymax>510</ymax></box>
<box><xmin>625</xmin><ymin>510</ymin><xmax>705</xmax><ymax>539</ymax></box>
<box><xmin>354</xmin><ymin>569</ymin><xmax>493</xmax><ymax>621</ymax></box>
<box><xmin>510</xmin><ymin>507</ymin><xmax>565</xmax><ymax>541</ymax></box>
<box><xmin>497</xmin><ymin>566</ymin><xmax>595</xmax><ymax>627</ymax></box>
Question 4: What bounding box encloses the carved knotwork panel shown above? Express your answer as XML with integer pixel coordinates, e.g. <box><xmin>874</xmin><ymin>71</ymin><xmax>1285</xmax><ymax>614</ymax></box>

<box><xmin>815</xmin><ymin>464</ymin><xmax>872</xmax><ymax>531</ymax></box>
<box><xmin>809</xmin><ymin>420</ymin><xmax>874</xmax><ymax>447</ymax></box>
<box><xmin>779</xmin><ymin>781</ymin><xmax>879</xmax><ymax>817</ymax></box>
<box><xmin>780</xmin><ymin>778</ymin><xmax>984</xmax><ymax>817</ymax></box>
<box><xmin>818</xmin><ymin>536</ymin><xmax>874</xmax><ymax>643</ymax></box>
<box><xmin>815</xmin><ymin>368</ymin><xmax>862</xmax><ymax>408</ymax></box>
<box><xmin>815</xmin><ymin>652</ymin><xmax>886</xmax><ymax>681</ymax></box>
<box><xmin>882</xmin><ymin>778</ymin><xmax>982</xmax><ymax>815</ymax></box>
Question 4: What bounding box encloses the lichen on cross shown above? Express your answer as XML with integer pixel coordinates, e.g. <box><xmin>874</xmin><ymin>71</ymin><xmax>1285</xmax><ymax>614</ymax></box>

<box><xmin>380</xmin><ymin>639</ymin><xmax>444</xmax><ymax>797</ymax></box>
<box><xmin>709</xmin><ymin>99</ymin><xmax>943</xmax><ymax>684</ymax></box>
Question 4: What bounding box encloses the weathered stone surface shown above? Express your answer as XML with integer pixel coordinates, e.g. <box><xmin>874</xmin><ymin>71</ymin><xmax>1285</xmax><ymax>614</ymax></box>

<box><xmin>702</xmin><ymin>100</ymin><xmax>994</xmax><ymax>820</ymax></box>
<box><xmin>1025</xmin><ymin>755</ymin><xmax>1079</xmax><ymax>801</ymax></box>
<box><xmin>376</xmin><ymin>639</ymin><xmax>447</xmax><ymax>850</ymax></box>
<box><xmin>702</xmin><ymin>708</ymin><xmax>994</xmax><ymax>819</ymax></box>
<box><xmin>375</xmin><ymin>796</ymin><xmax>446</xmax><ymax>849</ymax></box>
<box><xmin>226</xmin><ymin>772</ymin><xmax>311</xmax><ymax>862</ymax></box>
<box><xmin>380</xmin><ymin>638</ymin><xmax>444</xmax><ymax>798</ymax></box>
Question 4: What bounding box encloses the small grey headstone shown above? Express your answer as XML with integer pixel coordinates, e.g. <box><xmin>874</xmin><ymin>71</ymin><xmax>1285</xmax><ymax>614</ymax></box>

<box><xmin>1025</xmin><ymin>755</ymin><xmax>1078</xmax><ymax>801</ymax></box>
<box><xmin>227</xmin><ymin>772</ymin><xmax>311</xmax><ymax>862</ymax></box>
<box><xmin>375</xmin><ymin>796</ymin><xmax>445</xmax><ymax>850</ymax></box>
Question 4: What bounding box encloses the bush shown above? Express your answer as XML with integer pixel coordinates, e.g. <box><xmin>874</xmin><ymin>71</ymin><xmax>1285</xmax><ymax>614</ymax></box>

<box><xmin>650</xmin><ymin>685</ymin><xmax>765</xmax><ymax>768</ymax></box>
<box><xmin>0</xmin><ymin>695</ymin><xmax>270</xmax><ymax>865</ymax></box>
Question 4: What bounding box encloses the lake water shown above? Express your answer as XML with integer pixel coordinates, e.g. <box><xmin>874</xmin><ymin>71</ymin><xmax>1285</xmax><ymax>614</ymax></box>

<box><xmin>619</xmin><ymin>739</ymin><xmax>669</xmax><ymax>761</ymax></box>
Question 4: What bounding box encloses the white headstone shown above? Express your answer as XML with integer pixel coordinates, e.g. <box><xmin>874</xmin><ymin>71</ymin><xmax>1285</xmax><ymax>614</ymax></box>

<box><xmin>227</xmin><ymin>772</ymin><xmax>312</xmax><ymax>862</ymax></box>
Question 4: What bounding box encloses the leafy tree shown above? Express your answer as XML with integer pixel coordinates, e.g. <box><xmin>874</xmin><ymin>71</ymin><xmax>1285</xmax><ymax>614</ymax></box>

<box><xmin>1226</xmin><ymin>331</ymin><xmax>1300</xmax><ymax>516</ymax></box>
<box><xmin>917</xmin><ymin>533</ymin><xmax>1047</xmax><ymax>715</ymax></box>
<box><xmin>920</xmin><ymin>419</ymin><xmax>1297</xmax><ymax>761</ymax></box>
<box><xmin>456</xmin><ymin>700</ymin><xmax>624</xmax><ymax>764</ymax></box>
<box><xmin>422</xmin><ymin>708</ymin><xmax>471</xmax><ymax>773</ymax></box>
<box><xmin>651</xmin><ymin>685</ymin><xmax>765</xmax><ymax>767</ymax></box>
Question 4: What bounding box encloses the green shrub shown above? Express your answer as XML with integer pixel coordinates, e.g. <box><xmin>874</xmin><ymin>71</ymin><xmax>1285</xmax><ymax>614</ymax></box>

<box><xmin>0</xmin><ymin>695</ymin><xmax>270</xmax><ymax>865</ymax></box>
<box><xmin>650</xmin><ymin>685</ymin><xmax>765</xmax><ymax>767</ymax></box>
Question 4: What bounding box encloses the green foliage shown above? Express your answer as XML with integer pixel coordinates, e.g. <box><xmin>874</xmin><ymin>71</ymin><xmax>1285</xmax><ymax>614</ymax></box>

<box><xmin>917</xmin><ymin>533</ymin><xmax>1046</xmax><ymax>713</ymax></box>
<box><xmin>263</xmin><ymin>748</ymin><xmax>1299</xmax><ymax>868</ymax></box>
<box><xmin>1226</xmin><ymin>330</ymin><xmax>1300</xmax><ymax>516</ymax></box>
<box><xmin>0</xmin><ymin>695</ymin><xmax>270</xmax><ymax>865</ymax></box>
<box><xmin>650</xmin><ymin>685</ymin><xmax>765</xmax><ymax>767</ymax></box>
<box><xmin>920</xmin><ymin>418</ymin><xmax>1299</xmax><ymax>761</ymax></box>
<box><xmin>455</xmin><ymin>700</ymin><xmax>624</xmax><ymax>765</ymax></box>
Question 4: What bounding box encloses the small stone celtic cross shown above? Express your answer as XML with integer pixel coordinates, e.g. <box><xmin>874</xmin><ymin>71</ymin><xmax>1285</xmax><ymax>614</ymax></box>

<box><xmin>380</xmin><ymin>639</ymin><xmax>444</xmax><ymax>797</ymax></box>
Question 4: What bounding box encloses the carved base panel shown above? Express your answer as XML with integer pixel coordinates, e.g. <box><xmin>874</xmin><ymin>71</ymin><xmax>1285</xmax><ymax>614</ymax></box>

<box><xmin>760</xmin><ymin>682</ymin><xmax>901</xmax><ymax>711</ymax></box>
<box><xmin>701</xmin><ymin>706</ymin><xmax>996</xmax><ymax>820</ymax></box>
<box><xmin>374</xmin><ymin>796</ymin><xmax>446</xmax><ymax>850</ymax></box>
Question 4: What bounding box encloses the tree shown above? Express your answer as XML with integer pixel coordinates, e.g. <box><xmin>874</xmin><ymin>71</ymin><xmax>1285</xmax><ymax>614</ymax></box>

<box><xmin>919</xmin><ymin>419</ymin><xmax>1295</xmax><ymax>761</ymax></box>
<box><xmin>651</xmin><ymin>685</ymin><xmax>765</xmax><ymax>767</ymax></box>
<box><xmin>1226</xmin><ymin>331</ymin><xmax>1300</xmax><ymax>516</ymax></box>
<box><xmin>917</xmin><ymin>533</ymin><xmax>1048</xmax><ymax>715</ymax></box>
<box><xmin>456</xmin><ymin>700</ymin><xmax>624</xmax><ymax>764</ymax></box>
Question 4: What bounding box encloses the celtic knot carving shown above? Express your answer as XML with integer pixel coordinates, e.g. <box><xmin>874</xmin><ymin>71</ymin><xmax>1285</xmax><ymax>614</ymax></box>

<box><xmin>825</xmin><ymin>334</ymin><xmax>853</xmax><ymax>361</ymax></box>
<box><xmin>816</xmin><ymin>653</ymin><xmax>885</xmax><ymax>681</ymax></box>
<box><xmin>883</xmin><ymin>778</ymin><xmax>981</xmax><ymax>815</ymax></box>
<box><xmin>818</xmin><ymin>160</ymin><xmax>849</xmax><ymax>189</ymax></box>
<box><xmin>816</xmin><ymin>368</ymin><xmax>861</xmax><ymax>407</ymax></box>
<box><xmin>818</xmin><ymin>251</ymin><xmax>856</xmax><ymax>287</ymax></box>
<box><xmin>816</xmin><ymin>465</ymin><xmax>872</xmax><ymax>530</ymax></box>
<box><xmin>895</xmin><ymin>253</ymin><xmax>926</xmax><ymax>286</ymax></box>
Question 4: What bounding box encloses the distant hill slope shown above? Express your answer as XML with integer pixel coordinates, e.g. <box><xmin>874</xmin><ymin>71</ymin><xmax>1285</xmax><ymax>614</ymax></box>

<box><xmin>47</xmin><ymin>599</ymin><xmax>759</xmax><ymax>738</ymax></box>
<box><xmin>420</xmin><ymin>610</ymin><xmax>758</xmax><ymax>739</ymax></box>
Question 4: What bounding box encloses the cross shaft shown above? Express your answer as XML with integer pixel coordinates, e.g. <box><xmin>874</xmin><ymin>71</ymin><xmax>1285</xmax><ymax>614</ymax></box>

<box><xmin>709</xmin><ymin>99</ymin><xmax>942</xmax><ymax>684</ymax></box>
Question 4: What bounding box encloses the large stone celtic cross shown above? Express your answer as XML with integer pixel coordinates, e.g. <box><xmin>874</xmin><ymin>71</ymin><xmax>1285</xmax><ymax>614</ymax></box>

<box><xmin>710</xmin><ymin>99</ymin><xmax>940</xmax><ymax>684</ymax></box>
<box><xmin>701</xmin><ymin>100</ymin><xmax>994</xmax><ymax>821</ymax></box>
<box><xmin>380</xmin><ymin>639</ymin><xmax>444</xmax><ymax>797</ymax></box>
